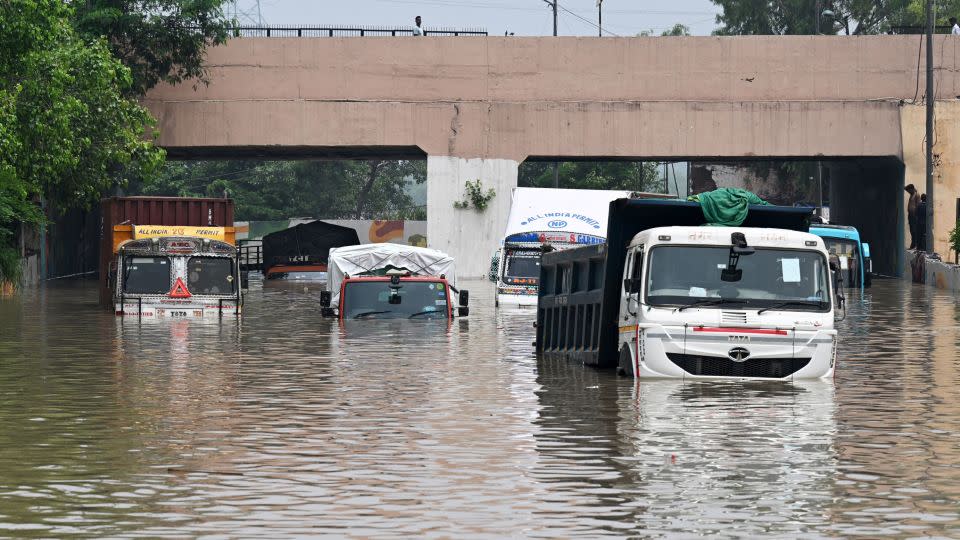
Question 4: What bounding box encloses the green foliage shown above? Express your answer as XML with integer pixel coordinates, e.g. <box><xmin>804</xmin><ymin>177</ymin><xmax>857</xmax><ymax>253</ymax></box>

<box><xmin>74</xmin><ymin>0</ymin><xmax>233</xmax><ymax>95</ymax></box>
<box><xmin>453</xmin><ymin>179</ymin><xmax>496</xmax><ymax>212</ymax></box>
<box><xmin>711</xmin><ymin>0</ymin><xmax>920</xmax><ymax>35</ymax></box>
<box><xmin>662</xmin><ymin>23</ymin><xmax>691</xmax><ymax>36</ymax></box>
<box><xmin>519</xmin><ymin>161</ymin><xmax>664</xmax><ymax>192</ymax></box>
<box><xmin>129</xmin><ymin>159</ymin><xmax>427</xmax><ymax>221</ymax></box>
<box><xmin>0</xmin><ymin>0</ymin><xmax>164</xmax><ymax>280</ymax></box>
<box><xmin>949</xmin><ymin>221</ymin><xmax>960</xmax><ymax>260</ymax></box>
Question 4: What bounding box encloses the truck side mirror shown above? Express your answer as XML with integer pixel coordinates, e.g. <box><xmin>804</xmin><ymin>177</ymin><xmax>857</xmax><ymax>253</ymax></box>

<box><xmin>240</xmin><ymin>270</ymin><xmax>249</xmax><ymax>289</ymax></box>
<box><xmin>623</xmin><ymin>278</ymin><xmax>642</xmax><ymax>293</ymax></box>
<box><xmin>458</xmin><ymin>306</ymin><xmax>470</xmax><ymax>317</ymax></box>
<box><xmin>862</xmin><ymin>243</ymin><xmax>871</xmax><ymax>258</ymax></box>
<box><xmin>459</xmin><ymin>290</ymin><xmax>469</xmax><ymax>307</ymax></box>
<box><xmin>320</xmin><ymin>290</ymin><xmax>331</xmax><ymax>307</ymax></box>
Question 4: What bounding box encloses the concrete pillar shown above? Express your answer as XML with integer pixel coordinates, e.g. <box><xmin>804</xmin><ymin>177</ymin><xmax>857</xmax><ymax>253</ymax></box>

<box><xmin>427</xmin><ymin>156</ymin><xmax>519</xmax><ymax>278</ymax></box>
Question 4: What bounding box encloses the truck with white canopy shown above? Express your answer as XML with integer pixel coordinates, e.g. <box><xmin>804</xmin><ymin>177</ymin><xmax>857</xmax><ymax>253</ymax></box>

<box><xmin>494</xmin><ymin>187</ymin><xmax>636</xmax><ymax>308</ymax></box>
<box><xmin>321</xmin><ymin>244</ymin><xmax>468</xmax><ymax>320</ymax></box>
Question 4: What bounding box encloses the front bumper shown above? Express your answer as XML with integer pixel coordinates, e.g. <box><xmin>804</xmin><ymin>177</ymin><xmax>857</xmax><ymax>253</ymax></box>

<box><xmin>632</xmin><ymin>325</ymin><xmax>836</xmax><ymax>380</ymax></box>
<box><xmin>115</xmin><ymin>300</ymin><xmax>241</xmax><ymax>318</ymax></box>
<box><xmin>496</xmin><ymin>292</ymin><xmax>538</xmax><ymax>308</ymax></box>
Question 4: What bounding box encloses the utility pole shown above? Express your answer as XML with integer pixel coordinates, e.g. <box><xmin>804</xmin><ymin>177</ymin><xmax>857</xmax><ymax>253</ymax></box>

<box><xmin>814</xmin><ymin>0</ymin><xmax>820</xmax><ymax>34</ymax></box>
<box><xmin>544</xmin><ymin>1</ymin><xmax>558</xmax><ymax>186</ymax></box>
<box><xmin>926</xmin><ymin>0</ymin><xmax>935</xmax><ymax>250</ymax></box>
<box><xmin>543</xmin><ymin>0</ymin><xmax>558</xmax><ymax>36</ymax></box>
<box><xmin>597</xmin><ymin>0</ymin><xmax>602</xmax><ymax>37</ymax></box>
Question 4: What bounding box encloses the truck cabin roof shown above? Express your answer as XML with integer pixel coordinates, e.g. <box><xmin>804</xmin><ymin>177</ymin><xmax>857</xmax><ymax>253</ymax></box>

<box><xmin>629</xmin><ymin>226</ymin><xmax>825</xmax><ymax>251</ymax></box>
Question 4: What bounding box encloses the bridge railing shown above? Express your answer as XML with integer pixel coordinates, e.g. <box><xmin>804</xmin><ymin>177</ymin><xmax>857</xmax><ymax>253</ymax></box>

<box><xmin>888</xmin><ymin>25</ymin><xmax>954</xmax><ymax>34</ymax></box>
<box><xmin>228</xmin><ymin>25</ymin><xmax>488</xmax><ymax>37</ymax></box>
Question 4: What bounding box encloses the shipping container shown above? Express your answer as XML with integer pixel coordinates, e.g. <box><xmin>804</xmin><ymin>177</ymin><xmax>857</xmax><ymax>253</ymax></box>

<box><xmin>98</xmin><ymin>197</ymin><xmax>234</xmax><ymax>306</ymax></box>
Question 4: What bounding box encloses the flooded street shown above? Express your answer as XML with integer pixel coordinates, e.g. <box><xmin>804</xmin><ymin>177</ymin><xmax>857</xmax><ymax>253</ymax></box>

<box><xmin>1</xmin><ymin>278</ymin><xmax>959</xmax><ymax>537</ymax></box>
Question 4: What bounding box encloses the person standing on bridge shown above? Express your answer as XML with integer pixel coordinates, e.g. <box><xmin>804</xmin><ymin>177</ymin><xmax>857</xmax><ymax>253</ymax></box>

<box><xmin>413</xmin><ymin>16</ymin><xmax>424</xmax><ymax>36</ymax></box>
<box><xmin>951</xmin><ymin>17</ymin><xmax>960</xmax><ymax>35</ymax></box>
<box><xmin>906</xmin><ymin>184</ymin><xmax>921</xmax><ymax>250</ymax></box>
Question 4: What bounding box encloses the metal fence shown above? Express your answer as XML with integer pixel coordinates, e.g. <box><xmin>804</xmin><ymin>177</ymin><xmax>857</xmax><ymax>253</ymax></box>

<box><xmin>888</xmin><ymin>25</ymin><xmax>954</xmax><ymax>34</ymax></box>
<box><xmin>229</xmin><ymin>25</ymin><xmax>488</xmax><ymax>37</ymax></box>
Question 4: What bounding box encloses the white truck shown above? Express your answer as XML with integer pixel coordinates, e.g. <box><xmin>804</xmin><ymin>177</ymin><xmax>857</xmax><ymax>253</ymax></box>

<box><xmin>494</xmin><ymin>187</ymin><xmax>634</xmax><ymax>308</ymax></box>
<box><xmin>536</xmin><ymin>198</ymin><xmax>844</xmax><ymax>381</ymax></box>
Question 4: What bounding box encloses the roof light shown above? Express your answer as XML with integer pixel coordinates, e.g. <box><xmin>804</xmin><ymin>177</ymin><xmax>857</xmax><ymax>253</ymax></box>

<box><xmin>658</xmin><ymin>235</ymin><xmax>671</xmax><ymax>241</ymax></box>
<box><xmin>805</xmin><ymin>240</ymin><xmax>818</xmax><ymax>246</ymax></box>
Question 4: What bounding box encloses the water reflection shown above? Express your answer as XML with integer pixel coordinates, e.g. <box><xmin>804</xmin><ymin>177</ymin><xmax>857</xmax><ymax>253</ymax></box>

<box><xmin>0</xmin><ymin>279</ymin><xmax>958</xmax><ymax>537</ymax></box>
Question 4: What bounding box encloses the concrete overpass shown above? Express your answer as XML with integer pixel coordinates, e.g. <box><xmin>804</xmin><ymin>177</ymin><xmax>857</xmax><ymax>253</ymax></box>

<box><xmin>145</xmin><ymin>36</ymin><xmax>960</xmax><ymax>276</ymax></box>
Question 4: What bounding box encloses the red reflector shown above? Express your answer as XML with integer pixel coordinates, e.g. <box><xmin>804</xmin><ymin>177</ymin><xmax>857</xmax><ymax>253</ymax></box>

<box><xmin>169</xmin><ymin>277</ymin><xmax>192</xmax><ymax>298</ymax></box>
<box><xmin>693</xmin><ymin>327</ymin><xmax>788</xmax><ymax>335</ymax></box>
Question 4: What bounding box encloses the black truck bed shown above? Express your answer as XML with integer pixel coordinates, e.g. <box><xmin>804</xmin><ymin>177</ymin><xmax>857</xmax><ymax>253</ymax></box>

<box><xmin>535</xmin><ymin>198</ymin><xmax>813</xmax><ymax>368</ymax></box>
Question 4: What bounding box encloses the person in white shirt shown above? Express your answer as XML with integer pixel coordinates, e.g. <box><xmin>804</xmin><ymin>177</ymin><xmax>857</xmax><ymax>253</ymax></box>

<box><xmin>951</xmin><ymin>17</ymin><xmax>960</xmax><ymax>35</ymax></box>
<box><xmin>413</xmin><ymin>15</ymin><xmax>424</xmax><ymax>36</ymax></box>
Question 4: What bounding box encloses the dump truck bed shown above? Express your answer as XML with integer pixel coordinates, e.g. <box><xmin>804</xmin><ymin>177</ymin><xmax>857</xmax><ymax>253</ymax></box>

<box><xmin>536</xmin><ymin>198</ymin><xmax>813</xmax><ymax>368</ymax></box>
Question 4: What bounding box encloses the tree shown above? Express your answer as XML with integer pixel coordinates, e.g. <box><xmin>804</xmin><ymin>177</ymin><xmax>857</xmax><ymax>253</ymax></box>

<box><xmin>0</xmin><ymin>0</ymin><xmax>163</xmax><ymax>283</ymax></box>
<box><xmin>74</xmin><ymin>0</ymin><xmax>233</xmax><ymax>95</ymax></box>
<box><xmin>518</xmin><ymin>161</ymin><xmax>665</xmax><ymax>192</ymax></box>
<box><xmin>130</xmin><ymin>159</ymin><xmax>428</xmax><ymax>221</ymax></box>
<box><xmin>662</xmin><ymin>23</ymin><xmax>691</xmax><ymax>36</ymax></box>
<box><xmin>711</xmin><ymin>0</ymin><xmax>916</xmax><ymax>35</ymax></box>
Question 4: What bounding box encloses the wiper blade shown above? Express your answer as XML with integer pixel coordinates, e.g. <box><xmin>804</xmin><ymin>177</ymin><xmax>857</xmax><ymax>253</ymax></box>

<box><xmin>352</xmin><ymin>310</ymin><xmax>392</xmax><ymax>319</ymax></box>
<box><xmin>757</xmin><ymin>301</ymin><xmax>824</xmax><ymax>315</ymax></box>
<box><xmin>676</xmin><ymin>299</ymin><xmax>746</xmax><ymax>312</ymax></box>
<box><xmin>408</xmin><ymin>310</ymin><xmax>443</xmax><ymax>319</ymax></box>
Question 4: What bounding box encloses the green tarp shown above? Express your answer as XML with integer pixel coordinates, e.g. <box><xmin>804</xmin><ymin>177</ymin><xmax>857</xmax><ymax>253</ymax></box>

<box><xmin>688</xmin><ymin>188</ymin><xmax>769</xmax><ymax>227</ymax></box>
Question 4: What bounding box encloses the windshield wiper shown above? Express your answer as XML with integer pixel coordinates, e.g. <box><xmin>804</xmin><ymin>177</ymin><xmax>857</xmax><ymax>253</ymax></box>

<box><xmin>352</xmin><ymin>310</ymin><xmax>392</xmax><ymax>319</ymax></box>
<box><xmin>408</xmin><ymin>310</ymin><xmax>443</xmax><ymax>319</ymax></box>
<box><xmin>676</xmin><ymin>299</ymin><xmax>747</xmax><ymax>312</ymax></box>
<box><xmin>757</xmin><ymin>301</ymin><xmax>825</xmax><ymax>315</ymax></box>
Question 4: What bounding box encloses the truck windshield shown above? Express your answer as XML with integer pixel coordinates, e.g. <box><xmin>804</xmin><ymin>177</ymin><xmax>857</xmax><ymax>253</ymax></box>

<box><xmin>823</xmin><ymin>238</ymin><xmax>860</xmax><ymax>272</ymax></box>
<box><xmin>504</xmin><ymin>252</ymin><xmax>540</xmax><ymax>281</ymax></box>
<box><xmin>645</xmin><ymin>246</ymin><xmax>830</xmax><ymax>311</ymax></box>
<box><xmin>342</xmin><ymin>281</ymin><xmax>449</xmax><ymax>319</ymax></box>
<box><xmin>188</xmin><ymin>257</ymin><xmax>236</xmax><ymax>295</ymax></box>
<box><xmin>123</xmin><ymin>256</ymin><xmax>171</xmax><ymax>294</ymax></box>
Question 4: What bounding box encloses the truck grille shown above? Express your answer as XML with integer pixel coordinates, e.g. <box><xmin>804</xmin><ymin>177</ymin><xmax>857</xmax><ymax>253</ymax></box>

<box><xmin>721</xmin><ymin>311</ymin><xmax>748</xmax><ymax>324</ymax></box>
<box><xmin>666</xmin><ymin>353</ymin><xmax>811</xmax><ymax>378</ymax></box>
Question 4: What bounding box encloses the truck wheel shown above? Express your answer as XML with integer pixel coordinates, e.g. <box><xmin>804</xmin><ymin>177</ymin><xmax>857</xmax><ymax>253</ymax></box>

<box><xmin>617</xmin><ymin>346</ymin><xmax>634</xmax><ymax>377</ymax></box>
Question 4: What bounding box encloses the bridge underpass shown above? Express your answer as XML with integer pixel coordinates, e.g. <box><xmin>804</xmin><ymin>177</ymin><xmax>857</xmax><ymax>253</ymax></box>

<box><xmin>145</xmin><ymin>35</ymin><xmax>960</xmax><ymax>276</ymax></box>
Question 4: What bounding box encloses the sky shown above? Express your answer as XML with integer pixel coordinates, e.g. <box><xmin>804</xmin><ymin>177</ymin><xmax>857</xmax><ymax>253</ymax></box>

<box><xmin>238</xmin><ymin>0</ymin><xmax>723</xmax><ymax>37</ymax></box>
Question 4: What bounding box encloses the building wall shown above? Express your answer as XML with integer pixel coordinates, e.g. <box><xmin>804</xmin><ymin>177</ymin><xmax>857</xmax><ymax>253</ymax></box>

<box><xmin>901</xmin><ymin>102</ymin><xmax>960</xmax><ymax>263</ymax></box>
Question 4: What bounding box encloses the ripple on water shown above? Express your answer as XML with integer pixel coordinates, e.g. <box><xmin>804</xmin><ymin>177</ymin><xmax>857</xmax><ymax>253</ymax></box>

<box><xmin>0</xmin><ymin>279</ymin><xmax>958</xmax><ymax>537</ymax></box>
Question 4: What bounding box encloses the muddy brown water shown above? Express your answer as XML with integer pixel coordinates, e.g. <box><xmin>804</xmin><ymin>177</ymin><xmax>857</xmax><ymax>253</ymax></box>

<box><xmin>0</xmin><ymin>278</ymin><xmax>958</xmax><ymax>538</ymax></box>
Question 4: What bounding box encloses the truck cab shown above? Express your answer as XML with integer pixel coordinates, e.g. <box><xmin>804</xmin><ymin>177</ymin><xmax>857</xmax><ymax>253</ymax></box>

<box><xmin>110</xmin><ymin>225</ymin><xmax>242</xmax><ymax>318</ymax></box>
<box><xmin>809</xmin><ymin>224</ymin><xmax>872</xmax><ymax>288</ymax></box>
<box><xmin>320</xmin><ymin>244</ymin><xmax>468</xmax><ymax>320</ymax></box>
<box><xmin>616</xmin><ymin>226</ymin><xmax>840</xmax><ymax>380</ymax></box>
<box><xmin>324</xmin><ymin>271</ymin><xmax>466</xmax><ymax>320</ymax></box>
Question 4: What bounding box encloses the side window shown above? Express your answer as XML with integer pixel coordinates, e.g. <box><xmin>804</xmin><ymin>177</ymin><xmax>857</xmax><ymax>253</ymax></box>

<box><xmin>631</xmin><ymin>248</ymin><xmax>644</xmax><ymax>281</ymax></box>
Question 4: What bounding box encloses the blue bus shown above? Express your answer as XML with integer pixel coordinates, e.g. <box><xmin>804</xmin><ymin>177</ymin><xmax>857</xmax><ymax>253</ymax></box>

<box><xmin>809</xmin><ymin>224</ymin><xmax>872</xmax><ymax>288</ymax></box>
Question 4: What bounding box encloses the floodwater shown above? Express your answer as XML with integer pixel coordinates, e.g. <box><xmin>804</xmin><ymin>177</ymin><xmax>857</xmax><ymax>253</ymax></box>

<box><xmin>0</xmin><ymin>278</ymin><xmax>958</xmax><ymax>538</ymax></box>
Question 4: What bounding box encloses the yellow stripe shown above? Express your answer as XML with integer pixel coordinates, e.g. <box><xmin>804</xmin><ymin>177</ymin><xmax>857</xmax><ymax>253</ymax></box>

<box><xmin>619</xmin><ymin>324</ymin><xmax>637</xmax><ymax>334</ymax></box>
